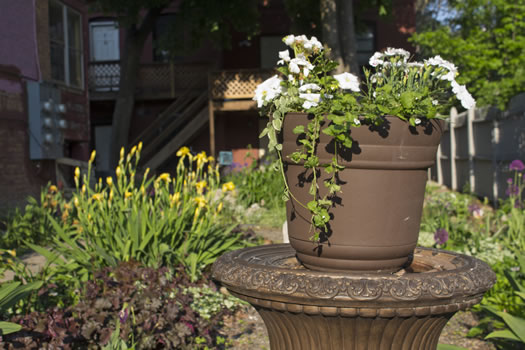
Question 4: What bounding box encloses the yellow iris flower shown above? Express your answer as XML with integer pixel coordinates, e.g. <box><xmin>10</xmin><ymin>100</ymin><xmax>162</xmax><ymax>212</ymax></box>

<box><xmin>195</xmin><ymin>181</ymin><xmax>207</xmax><ymax>194</ymax></box>
<box><xmin>176</xmin><ymin>146</ymin><xmax>191</xmax><ymax>158</ymax></box>
<box><xmin>222</xmin><ymin>181</ymin><xmax>235</xmax><ymax>192</ymax></box>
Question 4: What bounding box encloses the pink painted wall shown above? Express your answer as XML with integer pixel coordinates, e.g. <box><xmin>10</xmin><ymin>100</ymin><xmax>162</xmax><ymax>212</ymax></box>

<box><xmin>0</xmin><ymin>0</ymin><xmax>40</xmax><ymax>87</ymax></box>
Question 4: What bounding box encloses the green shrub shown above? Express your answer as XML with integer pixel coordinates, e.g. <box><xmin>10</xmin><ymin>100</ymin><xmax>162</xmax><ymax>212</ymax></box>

<box><xmin>225</xmin><ymin>153</ymin><xmax>284</xmax><ymax>209</ymax></box>
<box><xmin>224</xmin><ymin>153</ymin><xmax>286</xmax><ymax>227</ymax></box>
<box><xmin>0</xmin><ymin>188</ymin><xmax>59</xmax><ymax>250</ymax></box>
<box><xmin>31</xmin><ymin>145</ymin><xmax>249</xmax><ymax>284</ymax></box>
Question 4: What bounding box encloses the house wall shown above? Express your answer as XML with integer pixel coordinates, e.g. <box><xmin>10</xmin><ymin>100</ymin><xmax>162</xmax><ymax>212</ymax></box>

<box><xmin>0</xmin><ymin>0</ymin><xmax>91</xmax><ymax>213</ymax></box>
<box><xmin>0</xmin><ymin>0</ymin><xmax>43</xmax><ymax>212</ymax></box>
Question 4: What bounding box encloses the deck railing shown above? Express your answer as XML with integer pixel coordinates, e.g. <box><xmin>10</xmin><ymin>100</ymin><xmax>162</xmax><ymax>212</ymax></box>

<box><xmin>208</xmin><ymin>69</ymin><xmax>274</xmax><ymax>100</ymax></box>
<box><xmin>88</xmin><ymin>61</ymin><xmax>210</xmax><ymax>100</ymax></box>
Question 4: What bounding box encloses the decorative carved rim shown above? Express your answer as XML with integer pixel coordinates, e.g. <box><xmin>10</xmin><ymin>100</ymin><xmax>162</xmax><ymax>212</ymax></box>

<box><xmin>212</xmin><ymin>245</ymin><xmax>496</xmax><ymax>315</ymax></box>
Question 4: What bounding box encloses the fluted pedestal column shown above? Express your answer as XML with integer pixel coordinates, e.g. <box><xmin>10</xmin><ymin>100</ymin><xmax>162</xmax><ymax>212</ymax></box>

<box><xmin>212</xmin><ymin>245</ymin><xmax>495</xmax><ymax>350</ymax></box>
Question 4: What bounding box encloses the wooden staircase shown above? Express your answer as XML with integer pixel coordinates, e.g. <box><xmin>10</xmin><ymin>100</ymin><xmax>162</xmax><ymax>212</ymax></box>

<box><xmin>131</xmin><ymin>79</ymin><xmax>209</xmax><ymax>171</ymax></box>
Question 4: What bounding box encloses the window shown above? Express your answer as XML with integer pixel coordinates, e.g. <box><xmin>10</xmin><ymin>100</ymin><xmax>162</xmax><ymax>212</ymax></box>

<box><xmin>49</xmin><ymin>0</ymin><xmax>83</xmax><ymax>88</ymax></box>
<box><xmin>356</xmin><ymin>23</ymin><xmax>376</xmax><ymax>68</ymax></box>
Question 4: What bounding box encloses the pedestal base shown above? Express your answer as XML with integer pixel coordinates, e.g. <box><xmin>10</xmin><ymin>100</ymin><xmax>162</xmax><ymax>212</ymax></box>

<box><xmin>212</xmin><ymin>245</ymin><xmax>495</xmax><ymax>350</ymax></box>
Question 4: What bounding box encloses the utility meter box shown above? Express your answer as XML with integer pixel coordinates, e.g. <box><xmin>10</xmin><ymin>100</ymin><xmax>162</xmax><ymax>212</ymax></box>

<box><xmin>27</xmin><ymin>81</ymin><xmax>66</xmax><ymax>159</ymax></box>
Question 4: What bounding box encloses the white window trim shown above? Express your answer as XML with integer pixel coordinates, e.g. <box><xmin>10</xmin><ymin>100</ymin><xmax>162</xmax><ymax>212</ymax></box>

<box><xmin>50</xmin><ymin>0</ymin><xmax>84</xmax><ymax>89</ymax></box>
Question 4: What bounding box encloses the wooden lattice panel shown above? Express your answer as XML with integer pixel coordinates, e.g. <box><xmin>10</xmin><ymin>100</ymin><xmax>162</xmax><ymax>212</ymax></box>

<box><xmin>172</xmin><ymin>64</ymin><xmax>209</xmax><ymax>90</ymax></box>
<box><xmin>138</xmin><ymin>64</ymin><xmax>171</xmax><ymax>90</ymax></box>
<box><xmin>210</xmin><ymin>69</ymin><xmax>274</xmax><ymax>100</ymax></box>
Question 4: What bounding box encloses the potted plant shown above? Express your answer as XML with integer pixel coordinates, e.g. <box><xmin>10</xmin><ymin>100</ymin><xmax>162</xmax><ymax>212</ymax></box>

<box><xmin>254</xmin><ymin>35</ymin><xmax>475</xmax><ymax>272</ymax></box>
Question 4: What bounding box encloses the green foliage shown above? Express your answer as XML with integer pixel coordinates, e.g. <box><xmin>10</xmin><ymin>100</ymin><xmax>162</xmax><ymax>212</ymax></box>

<box><xmin>183</xmin><ymin>285</ymin><xmax>242</xmax><ymax>320</ymax></box>
<box><xmin>32</xmin><ymin>145</ymin><xmax>247</xmax><ymax>284</ymax></box>
<box><xmin>437</xmin><ymin>345</ymin><xmax>469</xmax><ymax>350</ymax></box>
<box><xmin>1</xmin><ymin>262</ymin><xmax>234</xmax><ymax>348</ymax></box>
<box><xmin>481</xmin><ymin>254</ymin><xmax>525</xmax><ymax>347</ymax></box>
<box><xmin>420</xmin><ymin>160</ymin><xmax>525</xmax><ymax>349</ymax></box>
<box><xmin>225</xmin><ymin>154</ymin><xmax>285</xmax><ymax>210</ymax></box>
<box><xmin>410</xmin><ymin>0</ymin><xmax>525</xmax><ymax>109</ymax></box>
<box><xmin>0</xmin><ymin>280</ymin><xmax>42</xmax><ymax>335</ymax></box>
<box><xmin>0</xmin><ymin>188</ymin><xmax>58</xmax><ymax>250</ymax></box>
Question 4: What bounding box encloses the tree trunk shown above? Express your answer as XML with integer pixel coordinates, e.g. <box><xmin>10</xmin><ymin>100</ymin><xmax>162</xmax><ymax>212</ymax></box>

<box><xmin>109</xmin><ymin>8</ymin><xmax>164</xmax><ymax>169</ymax></box>
<box><xmin>320</xmin><ymin>0</ymin><xmax>344</xmax><ymax>72</ymax></box>
<box><xmin>338</xmin><ymin>0</ymin><xmax>359</xmax><ymax>74</ymax></box>
<box><xmin>320</xmin><ymin>0</ymin><xmax>358</xmax><ymax>74</ymax></box>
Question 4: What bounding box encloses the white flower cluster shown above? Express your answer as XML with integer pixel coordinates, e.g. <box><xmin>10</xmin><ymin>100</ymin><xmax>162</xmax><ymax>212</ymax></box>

<box><xmin>425</xmin><ymin>56</ymin><xmax>457</xmax><ymax>81</ymax></box>
<box><xmin>255</xmin><ymin>35</ymin><xmax>363</xmax><ymax>111</ymax></box>
<box><xmin>424</xmin><ymin>55</ymin><xmax>475</xmax><ymax>109</ymax></box>
<box><xmin>283</xmin><ymin>35</ymin><xmax>323</xmax><ymax>53</ymax></box>
<box><xmin>369</xmin><ymin>48</ymin><xmax>476</xmax><ymax>110</ymax></box>
<box><xmin>369</xmin><ymin>47</ymin><xmax>410</xmax><ymax>67</ymax></box>
<box><xmin>253</xmin><ymin>75</ymin><xmax>282</xmax><ymax>108</ymax></box>
<box><xmin>451</xmin><ymin>80</ymin><xmax>476</xmax><ymax>110</ymax></box>
<box><xmin>298</xmin><ymin>83</ymin><xmax>321</xmax><ymax>109</ymax></box>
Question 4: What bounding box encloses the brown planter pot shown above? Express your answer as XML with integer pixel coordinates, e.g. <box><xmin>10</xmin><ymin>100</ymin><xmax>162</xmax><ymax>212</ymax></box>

<box><xmin>282</xmin><ymin>113</ymin><xmax>444</xmax><ymax>272</ymax></box>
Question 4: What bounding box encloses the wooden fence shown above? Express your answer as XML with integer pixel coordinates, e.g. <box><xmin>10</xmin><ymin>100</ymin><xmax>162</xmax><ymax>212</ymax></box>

<box><xmin>432</xmin><ymin>93</ymin><xmax>525</xmax><ymax>203</ymax></box>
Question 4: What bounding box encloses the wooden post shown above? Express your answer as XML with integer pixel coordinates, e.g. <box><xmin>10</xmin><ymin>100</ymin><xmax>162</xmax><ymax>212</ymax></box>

<box><xmin>467</xmin><ymin>108</ymin><xmax>476</xmax><ymax>194</ymax></box>
<box><xmin>492</xmin><ymin>120</ymin><xmax>501</xmax><ymax>204</ymax></box>
<box><xmin>209</xmin><ymin>99</ymin><xmax>216</xmax><ymax>157</ymax></box>
<box><xmin>436</xmin><ymin>143</ymin><xmax>443</xmax><ymax>186</ymax></box>
<box><xmin>450</xmin><ymin>107</ymin><xmax>458</xmax><ymax>191</ymax></box>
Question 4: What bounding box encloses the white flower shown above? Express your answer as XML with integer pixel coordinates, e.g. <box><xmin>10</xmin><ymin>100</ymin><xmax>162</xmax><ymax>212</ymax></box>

<box><xmin>414</xmin><ymin>118</ymin><xmax>421</xmax><ymax>125</ymax></box>
<box><xmin>299</xmin><ymin>93</ymin><xmax>321</xmax><ymax>109</ymax></box>
<box><xmin>289</xmin><ymin>56</ymin><xmax>314</xmax><ymax>76</ymax></box>
<box><xmin>289</xmin><ymin>61</ymin><xmax>300</xmax><ymax>74</ymax></box>
<box><xmin>384</xmin><ymin>47</ymin><xmax>410</xmax><ymax>60</ymax></box>
<box><xmin>451</xmin><ymin>81</ymin><xmax>476</xmax><ymax>110</ymax></box>
<box><xmin>299</xmin><ymin>83</ymin><xmax>321</xmax><ymax>92</ymax></box>
<box><xmin>283</xmin><ymin>35</ymin><xmax>295</xmax><ymax>46</ymax></box>
<box><xmin>432</xmin><ymin>100</ymin><xmax>439</xmax><ymax>106</ymax></box>
<box><xmin>408</xmin><ymin>62</ymin><xmax>424</xmax><ymax>68</ymax></box>
<box><xmin>425</xmin><ymin>55</ymin><xmax>458</xmax><ymax>81</ymax></box>
<box><xmin>333</xmin><ymin>72</ymin><xmax>360</xmax><ymax>92</ymax></box>
<box><xmin>354</xmin><ymin>118</ymin><xmax>361</xmax><ymax>125</ymax></box>
<box><xmin>277</xmin><ymin>50</ymin><xmax>290</xmax><ymax>65</ymax></box>
<box><xmin>369</xmin><ymin>52</ymin><xmax>384</xmax><ymax>67</ymax></box>
<box><xmin>304</xmin><ymin>36</ymin><xmax>323</xmax><ymax>51</ymax></box>
<box><xmin>253</xmin><ymin>75</ymin><xmax>282</xmax><ymax>108</ymax></box>
<box><xmin>294</xmin><ymin>35</ymin><xmax>308</xmax><ymax>45</ymax></box>
<box><xmin>324</xmin><ymin>93</ymin><xmax>334</xmax><ymax>99</ymax></box>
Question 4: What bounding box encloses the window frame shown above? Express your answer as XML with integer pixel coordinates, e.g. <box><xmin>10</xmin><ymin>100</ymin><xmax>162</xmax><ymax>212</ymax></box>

<box><xmin>49</xmin><ymin>0</ymin><xmax>84</xmax><ymax>89</ymax></box>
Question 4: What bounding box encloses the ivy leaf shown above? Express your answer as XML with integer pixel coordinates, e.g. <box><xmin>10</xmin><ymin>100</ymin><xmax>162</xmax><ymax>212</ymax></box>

<box><xmin>307</xmin><ymin>200</ymin><xmax>318</xmax><ymax>212</ymax></box>
<box><xmin>259</xmin><ymin>127</ymin><xmax>269</xmax><ymax>138</ymax></box>
<box><xmin>272</xmin><ymin>118</ymin><xmax>282</xmax><ymax>131</ymax></box>
<box><xmin>293</xmin><ymin>125</ymin><xmax>305</xmax><ymax>134</ymax></box>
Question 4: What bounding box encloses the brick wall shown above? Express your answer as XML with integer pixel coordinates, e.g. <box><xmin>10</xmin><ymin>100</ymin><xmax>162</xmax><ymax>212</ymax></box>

<box><xmin>0</xmin><ymin>67</ymin><xmax>44</xmax><ymax>214</ymax></box>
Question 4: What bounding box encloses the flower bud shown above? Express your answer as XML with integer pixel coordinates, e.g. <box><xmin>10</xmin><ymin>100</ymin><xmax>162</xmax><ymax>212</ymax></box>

<box><xmin>89</xmin><ymin>150</ymin><xmax>96</xmax><ymax>163</ymax></box>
